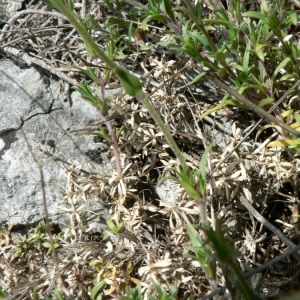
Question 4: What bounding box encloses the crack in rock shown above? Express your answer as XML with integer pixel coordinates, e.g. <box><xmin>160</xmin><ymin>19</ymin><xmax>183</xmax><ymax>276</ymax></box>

<box><xmin>0</xmin><ymin>100</ymin><xmax>63</xmax><ymax>157</ymax></box>
<box><xmin>0</xmin><ymin>59</ymin><xmax>110</xmax><ymax>227</ymax></box>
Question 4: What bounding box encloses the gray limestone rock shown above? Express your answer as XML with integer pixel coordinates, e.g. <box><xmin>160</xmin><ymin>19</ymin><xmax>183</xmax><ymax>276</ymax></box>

<box><xmin>0</xmin><ymin>0</ymin><xmax>24</xmax><ymax>24</ymax></box>
<box><xmin>0</xmin><ymin>59</ymin><xmax>112</xmax><ymax>229</ymax></box>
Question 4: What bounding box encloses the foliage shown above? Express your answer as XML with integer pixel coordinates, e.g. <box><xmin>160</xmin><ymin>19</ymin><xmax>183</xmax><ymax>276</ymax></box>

<box><xmin>13</xmin><ymin>221</ymin><xmax>61</xmax><ymax>261</ymax></box>
<box><xmin>2</xmin><ymin>0</ymin><xmax>300</xmax><ymax>299</ymax></box>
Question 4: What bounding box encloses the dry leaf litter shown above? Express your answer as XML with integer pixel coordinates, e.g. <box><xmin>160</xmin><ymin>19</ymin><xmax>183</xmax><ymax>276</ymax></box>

<box><xmin>1</xmin><ymin>0</ymin><xmax>300</xmax><ymax>299</ymax></box>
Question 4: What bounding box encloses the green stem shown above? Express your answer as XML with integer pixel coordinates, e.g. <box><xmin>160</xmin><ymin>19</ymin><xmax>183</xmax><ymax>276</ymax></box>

<box><xmin>229</xmin><ymin>262</ymin><xmax>259</xmax><ymax>300</ymax></box>
<box><xmin>197</xmin><ymin>196</ymin><xmax>209</xmax><ymax>228</ymax></box>
<box><xmin>50</xmin><ymin>0</ymin><xmax>120</xmax><ymax>72</ymax></box>
<box><xmin>184</xmin><ymin>0</ymin><xmax>236</xmax><ymax>80</ymax></box>
<box><xmin>136</xmin><ymin>94</ymin><xmax>186</xmax><ymax>166</ymax></box>
<box><xmin>184</xmin><ymin>0</ymin><xmax>218</xmax><ymax>54</ymax></box>
<box><xmin>208</xmin><ymin>75</ymin><xmax>300</xmax><ymax>137</ymax></box>
<box><xmin>48</xmin><ymin>0</ymin><xmax>186</xmax><ymax>165</ymax></box>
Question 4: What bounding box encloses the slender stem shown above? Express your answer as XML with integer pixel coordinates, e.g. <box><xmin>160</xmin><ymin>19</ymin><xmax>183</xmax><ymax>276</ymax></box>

<box><xmin>50</xmin><ymin>0</ymin><xmax>119</xmax><ymax>72</ymax></box>
<box><xmin>202</xmin><ymin>244</ymin><xmax>300</xmax><ymax>300</ymax></box>
<box><xmin>229</xmin><ymin>262</ymin><xmax>259</xmax><ymax>300</ymax></box>
<box><xmin>105</xmin><ymin>120</ymin><xmax>122</xmax><ymax>176</ymax></box>
<box><xmin>98</xmin><ymin>72</ymin><xmax>122</xmax><ymax>177</ymax></box>
<box><xmin>208</xmin><ymin>75</ymin><xmax>300</xmax><ymax>137</ymax></box>
<box><xmin>197</xmin><ymin>196</ymin><xmax>209</xmax><ymax>228</ymax></box>
<box><xmin>50</xmin><ymin>0</ymin><xmax>186</xmax><ymax>166</ymax></box>
<box><xmin>136</xmin><ymin>93</ymin><xmax>186</xmax><ymax>166</ymax></box>
<box><xmin>240</xmin><ymin>195</ymin><xmax>297</xmax><ymax>249</ymax></box>
<box><xmin>184</xmin><ymin>0</ymin><xmax>237</xmax><ymax>80</ymax></box>
<box><xmin>21</xmin><ymin>128</ymin><xmax>69</xmax><ymax>296</ymax></box>
<box><xmin>184</xmin><ymin>0</ymin><xmax>218</xmax><ymax>53</ymax></box>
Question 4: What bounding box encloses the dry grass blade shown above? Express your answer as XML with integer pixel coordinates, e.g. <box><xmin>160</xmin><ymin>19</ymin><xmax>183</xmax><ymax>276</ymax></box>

<box><xmin>239</xmin><ymin>194</ymin><xmax>298</xmax><ymax>252</ymax></box>
<box><xmin>20</xmin><ymin>127</ymin><xmax>70</xmax><ymax>298</ymax></box>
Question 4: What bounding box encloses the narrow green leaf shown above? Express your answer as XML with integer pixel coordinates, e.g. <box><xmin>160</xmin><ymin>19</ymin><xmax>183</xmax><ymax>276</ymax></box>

<box><xmin>141</xmin><ymin>14</ymin><xmax>166</xmax><ymax>30</ymax></box>
<box><xmin>139</xmin><ymin>45</ymin><xmax>152</xmax><ymax>51</ymax></box>
<box><xmin>181</xmin><ymin>181</ymin><xmax>200</xmax><ymax>200</ymax></box>
<box><xmin>198</xmin><ymin>104</ymin><xmax>224</xmax><ymax>121</ymax></box>
<box><xmin>267</xmin><ymin>139</ymin><xmax>300</xmax><ymax>147</ymax></box>
<box><xmin>116</xmin><ymin>125</ymin><xmax>125</xmax><ymax>139</ymax></box>
<box><xmin>190</xmin><ymin>32</ymin><xmax>210</xmax><ymax>48</ymax></box>
<box><xmin>84</xmin><ymin>40</ymin><xmax>97</xmax><ymax>58</ymax></box>
<box><xmin>102</xmin><ymin>98</ymin><xmax>109</xmax><ymax>115</ymax></box>
<box><xmin>295</xmin><ymin>114</ymin><xmax>300</xmax><ymax>124</ymax></box>
<box><xmin>189</xmin><ymin>72</ymin><xmax>207</xmax><ymax>86</ymax></box>
<box><xmin>81</xmin><ymin>130</ymin><xmax>111</xmax><ymax>143</ymax></box>
<box><xmin>221</xmin><ymin>96</ymin><xmax>246</xmax><ymax>108</ymax></box>
<box><xmin>290</xmin><ymin>11</ymin><xmax>298</xmax><ymax>26</ymax></box>
<box><xmin>273</xmin><ymin>57</ymin><xmax>291</xmax><ymax>78</ymax></box>
<box><xmin>216</xmin><ymin>50</ymin><xmax>226</xmax><ymax>64</ymax></box>
<box><xmin>204</xmin><ymin>25</ymin><xmax>217</xmax><ymax>31</ymax></box>
<box><xmin>267</xmin><ymin>12</ymin><xmax>280</xmax><ymax>33</ymax></box>
<box><xmin>115</xmin><ymin>67</ymin><xmax>143</xmax><ymax>97</ymax></box>
<box><xmin>238</xmin><ymin>85</ymin><xmax>249</xmax><ymax>94</ymax></box>
<box><xmin>91</xmin><ymin>280</ymin><xmax>106</xmax><ymax>300</ymax></box>
<box><xmin>33</xmin><ymin>285</ymin><xmax>40</xmax><ymax>300</ymax></box>
<box><xmin>67</xmin><ymin>0</ymin><xmax>74</xmax><ymax>11</ymax></box>
<box><xmin>255</xmin><ymin>46</ymin><xmax>265</xmax><ymax>61</ymax></box>
<box><xmin>161</xmin><ymin>0</ymin><xmax>174</xmax><ymax>19</ymax></box>
<box><xmin>73</xmin><ymin>83</ymin><xmax>103</xmax><ymax>109</ymax></box>
<box><xmin>199</xmin><ymin>144</ymin><xmax>214</xmax><ymax>195</ymax></box>
<box><xmin>158</xmin><ymin>175</ymin><xmax>178</xmax><ymax>186</ymax></box>
<box><xmin>71</xmin><ymin>67</ymin><xmax>100</xmax><ymax>84</ymax></box>
<box><xmin>186</xmin><ymin>224</ymin><xmax>202</xmax><ymax>248</ymax></box>
<box><xmin>292</xmin><ymin>45</ymin><xmax>299</xmax><ymax>61</ymax></box>
<box><xmin>106</xmin><ymin>219</ymin><xmax>115</xmax><ymax>230</ymax></box>
<box><xmin>186</xmin><ymin>224</ymin><xmax>216</xmax><ymax>278</ymax></box>
<box><xmin>258</xmin><ymin>97</ymin><xmax>273</xmax><ymax>108</ymax></box>
<box><xmin>41</xmin><ymin>0</ymin><xmax>59</xmax><ymax>10</ymax></box>
<box><xmin>106</xmin><ymin>17</ymin><xmax>128</xmax><ymax>27</ymax></box>
<box><xmin>55</xmin><ymin>287</ymin><xmax>65</xmax><ymax>300</ymax></box>
<box><xmin>243</xmin><ymin>11</ymin><xmax>266</xmax><ymax>20</ymax></box>
<box><xmin>279</xmin><ymin>74</ymin><xmax>295</xmax><ymax>81</ymax></box>
<box><xmin>172</xmin><ymin>6</ymin><xmax>189</xmax><ymax>13</ymax></box>
<box><xmin>231</xmin><ymin>64</ymin><xmax>244</xmax><ymax>72</ymax></box>
<box><xmin>153</xmin><ymin>282</ymin><xmax>164</xmax><ymax>298</ymax></box>
<box><xmin>242</xmin><ymin>43</ymin><xmax>250</xmax><ymax>72</ymax></box>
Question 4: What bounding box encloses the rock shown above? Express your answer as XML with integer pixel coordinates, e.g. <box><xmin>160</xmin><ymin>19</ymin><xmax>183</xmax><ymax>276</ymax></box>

<box><xmin>0</xmin><ymin>59</ymin><xmax>113</xmax><ymax>230</ymax></box>
<box><xmin>0</xmin><ymin>0</ymin><xmax>24</xmax><ymax>25</ymax></box>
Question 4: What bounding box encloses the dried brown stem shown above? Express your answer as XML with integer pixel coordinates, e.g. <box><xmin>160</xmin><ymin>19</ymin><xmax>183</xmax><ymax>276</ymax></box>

<box><xmin>21</xmin><ymin>128</ymin><xmax>69</xmax><ymax>297</ymax></box>
<box><xmin>105</xmin><ymin>120</ymin><xmax>122</xmax><ymax>176</ymax></box>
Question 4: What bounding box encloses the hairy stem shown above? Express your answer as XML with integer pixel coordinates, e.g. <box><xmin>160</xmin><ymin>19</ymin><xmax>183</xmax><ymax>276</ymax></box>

<box><xmin>105</xmin><ymin>120</ymin><xmax>122</xmax><ymax>176</ymax></box>
<box><xmin>49</xmin><ymin>0</ymin><xmax>185</xmax><ymax>166</ymax></box>
<box><xmin>197</xmin><ymin>196</ymin><xmax>209</xmax><ymax>228</ymax></box>
<box><xmin>136</xmin><ymin>93</ymin><xmax>186</xmax><ymax>166</ymax></box>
